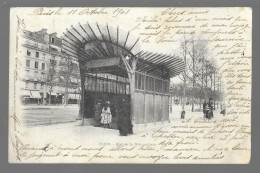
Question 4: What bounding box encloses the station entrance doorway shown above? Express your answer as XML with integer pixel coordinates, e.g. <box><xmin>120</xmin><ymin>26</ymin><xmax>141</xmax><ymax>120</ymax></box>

<box><xmin>82</xmin><ymin>73</ymin><xmax>130</xmax><ymax>130</ymax></box>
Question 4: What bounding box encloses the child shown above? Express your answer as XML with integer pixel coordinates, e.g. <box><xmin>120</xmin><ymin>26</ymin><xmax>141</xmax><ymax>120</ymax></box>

<box><xmin>100</xmin><ymin>101</ymin><xmax>112</xmax><ymax>128</ymax></box>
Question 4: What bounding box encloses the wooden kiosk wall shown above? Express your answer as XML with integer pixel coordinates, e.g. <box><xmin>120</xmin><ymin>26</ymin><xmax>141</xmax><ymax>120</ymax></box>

<box><xmin>133</xmin><ymin>72</ymin><xmax>170</xmax><ymax>124</ymax></box>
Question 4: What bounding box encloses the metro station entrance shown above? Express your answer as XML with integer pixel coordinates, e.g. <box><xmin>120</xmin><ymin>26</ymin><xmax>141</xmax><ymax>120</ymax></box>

<box><xmin>62</xmin><ymin>22</ymin><xmax>185</xmax><ymax>133</ymax></box>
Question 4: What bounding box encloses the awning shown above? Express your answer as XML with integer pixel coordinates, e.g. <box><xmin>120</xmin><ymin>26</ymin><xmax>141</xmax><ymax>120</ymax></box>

<box><xmin>30</xmin><ymin>91</ymin><xmax>42</xmax><ymax>99</ymax></box>
<box><xmin>62</xmin><ymin>22</ymin><xmax>185</xmax><ymax>79</ymax></box>
<box><xmin>21</xmin><ymin>90</ymin><xmax>31</xmax><ymax>97</ymax></box>
<box><xmin>68</xmin><ymin>94</ymin><xmax>79</xmax><ymax>100</ymax></box>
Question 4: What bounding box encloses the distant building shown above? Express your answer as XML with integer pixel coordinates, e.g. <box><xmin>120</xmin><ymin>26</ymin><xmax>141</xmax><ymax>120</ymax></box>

<box><xmin>19</xmin><ymin>29</ymin><xmax>80</xmax><ymax>104</ymax></box>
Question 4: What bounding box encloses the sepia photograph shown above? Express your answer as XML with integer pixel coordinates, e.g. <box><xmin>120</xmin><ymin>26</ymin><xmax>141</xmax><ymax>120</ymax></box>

<box><xmin>8</xmin><ymin>7</ymin><xmax>251</xmax><ymax>163</ymax></box>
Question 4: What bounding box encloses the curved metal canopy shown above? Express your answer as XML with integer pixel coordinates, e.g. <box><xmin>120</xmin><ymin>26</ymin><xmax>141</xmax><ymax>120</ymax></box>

<box><xmin>62</xmin><ymin>22</ymin><xmax>185</xmax><ymax>79</ymax></box>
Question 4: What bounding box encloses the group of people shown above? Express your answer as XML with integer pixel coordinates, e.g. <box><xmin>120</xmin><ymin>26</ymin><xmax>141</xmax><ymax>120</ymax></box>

<box><xmin>203</xmin><ymin>98</ymin><xmax>227</xmax><ymax>119</ymax></box>
<box><xmin>94</xmin><ymin>101</ymin><xmax>112</xmax><ymax>128</ymax></box>
<box><xmin>203</xmin><ymin>98</ymin><xmax>214</xmax><ymax>120</ymax></box>
<box><xmin>93</xmin><ymin>98</ymin><xmax>133</xmax><ymax>136</ymax></box>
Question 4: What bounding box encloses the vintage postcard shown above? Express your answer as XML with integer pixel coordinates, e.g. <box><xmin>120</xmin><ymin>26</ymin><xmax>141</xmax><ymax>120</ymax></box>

<box><xmin>9</xmin><ymin>7</ymin><xmax>251</xmax><ymax>163</ymax></box>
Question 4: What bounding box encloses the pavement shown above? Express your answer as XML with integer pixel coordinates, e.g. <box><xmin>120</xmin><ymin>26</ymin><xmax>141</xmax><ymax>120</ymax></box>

<box><xmin>21</xmin><ymin>104</ymin><xmax>222</xmax><ymax>136</ymax></box>
<box><xmin>22</xmin><ymin>106</ymin><xmax>222</xmax><ymax>141</ymax></box>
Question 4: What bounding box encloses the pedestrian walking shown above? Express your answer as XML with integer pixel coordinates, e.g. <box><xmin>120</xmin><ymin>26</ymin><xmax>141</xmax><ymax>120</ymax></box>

<box><xmin>100</xmin><ymin>101</ymin><xmax>112</xmax><ymax>128</ymax></box>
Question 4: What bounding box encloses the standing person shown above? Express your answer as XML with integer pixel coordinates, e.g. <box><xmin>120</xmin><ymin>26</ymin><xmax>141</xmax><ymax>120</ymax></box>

<box><xmin>100</xmin><ymin>101</ymin><xmax>112</xmax><ymax>128</ymax></box>
<box><xmin>208</xmin><ymin>98</ymin><xmax>214</xmax><ymax>119</ymax></box>
<box><xmin>125</xmin><ymin>98</ymin><xmax>133</xmax><ymax>134</ymax></box>
<box><xmin>220</xmin><ymin>103</ymin><xmax>226</xmax><ymax>116</ymax></box>
<box><xmin>203</xmin><ymin>100</ymin><xmax>207</xmax><ymax>119</ymax></box>
<box><xmin>94</xmin><ymin>101</ymin><xmax>102</xmax><ymax>127</ymax></box>
<box><xmin>118</xmin><ymin>98</ymin><xmax>132</xmax><ymax>136</ymax></box>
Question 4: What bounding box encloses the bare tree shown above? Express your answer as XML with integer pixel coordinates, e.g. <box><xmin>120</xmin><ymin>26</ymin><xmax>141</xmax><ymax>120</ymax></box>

<box><xmin>46</xmin><ymin>57</ymin><xmax>59</xmax><ymax>104</ymax></box>
<box><xmin>61</xmin><ymin>54</ymin><xmax>73</xmax><ymax>107</ymax></box>
<box><xmin>179</xmin><ymin>35</ymin><xmax>189</xmax><ymax>111</ymax></box>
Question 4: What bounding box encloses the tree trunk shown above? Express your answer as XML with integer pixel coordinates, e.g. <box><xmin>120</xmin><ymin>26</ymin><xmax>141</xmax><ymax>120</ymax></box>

<box><xmin>191</xmin><ymin>39</ymin><xmax>195</xmax><ymax>112</ymax></box>
<box><xmin>182</xmin><ymin>81</ymin><xmax>186</xmax><ymax>110</ymax></box>
<box><xmin>192</xmin><ymin>58</ymin><xmax>195</xmax><ymax>112</ymax></box>
<box><xmin>201</xmin><ymin>55</ymin><xmax>204</xmax><ymax>109</ymax></box>
<box><xmin>213</xmin><ymin>72</ymin><xmax>216</xmax><ymax>110</ymax></box>
<box><xmin>205</xmin><ymin>61</ymin><xmax>208</xmax><ymax>100</ymax></box>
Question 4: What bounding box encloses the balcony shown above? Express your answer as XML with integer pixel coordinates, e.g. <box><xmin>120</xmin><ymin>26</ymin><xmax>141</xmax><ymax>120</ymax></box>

<box><xmin>21</xmin><ymin>75</ymin><xmax>46</xmax><ymax>82</ymax></box>
<box><xmin>22</xmin><ymin>43</ymin><xmax>49</xmax><ymax>52</ymax></box>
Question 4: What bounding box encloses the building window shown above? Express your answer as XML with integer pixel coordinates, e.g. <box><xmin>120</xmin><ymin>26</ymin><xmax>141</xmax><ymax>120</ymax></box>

<box><xmin>27</xmin><ymin>50</ymin><xmax>31</xmax><ymax>56</ymax></box>
<box><xmin>36</xmin><ymin>51</ymin><xmax>39</xmax><ymax>58</ymax></box>
<box><xmin>26</xmin><ymin>60</ymin><xmax>30</xmax><ymax>67</ymax></box>
<box><xmin>34</xmin><ymin>83</ymin><xmax>37</xmax><ymax>89</ymax></box>
<box><xmin>42</xmin><ymin>63</ymin><xmax>45</xmax><ymax>70</ymax></box>
<box><xmin>25</xmin><ymin>82</ymin><xmax>28</xmax><ymax>88</ymax></box>
<box><xmin>35</xmin><ymin>61</ymin><xmax>38</xmax><ymax>69</ymax></box>
<box><xmin>51</xmin><ymin>37</ymin><xmax>55</xmax><ymax>43</ymax></box>
<box><xmin>41</xmin><ymin>83</ymin><xmax>44</xmax><ymax>89</ymax></box>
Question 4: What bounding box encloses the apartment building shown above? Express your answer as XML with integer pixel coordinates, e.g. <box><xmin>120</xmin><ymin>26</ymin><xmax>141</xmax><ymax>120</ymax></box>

<box><xmin>19</xmin><ymin>29</ymin><xmax>80</xmax><ymax>104</ymax></box>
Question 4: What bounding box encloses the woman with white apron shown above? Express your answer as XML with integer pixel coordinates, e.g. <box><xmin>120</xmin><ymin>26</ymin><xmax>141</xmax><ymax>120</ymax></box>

<box><xmin>100</xmin><ymin>101</ymin><xmax>112</xmax><ymax>128</ymax></box>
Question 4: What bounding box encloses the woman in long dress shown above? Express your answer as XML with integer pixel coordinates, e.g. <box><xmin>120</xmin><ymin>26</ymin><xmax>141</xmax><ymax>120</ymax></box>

<box><xmin>118</xmin><ymin>98</ymin><xmax>132</xmax><ymax>136</ymax></box>
<box><xmin>100</xmin><ymin>101</ymin><xmax>112</xmax><ymax>128</ymax></box>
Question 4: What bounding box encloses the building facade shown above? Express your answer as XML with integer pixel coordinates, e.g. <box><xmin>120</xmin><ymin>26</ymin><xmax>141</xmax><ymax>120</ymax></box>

<box><xmin>20</xmin><ymin>29</ymin><xmax>80</xmax><ymax>104</ymax></box>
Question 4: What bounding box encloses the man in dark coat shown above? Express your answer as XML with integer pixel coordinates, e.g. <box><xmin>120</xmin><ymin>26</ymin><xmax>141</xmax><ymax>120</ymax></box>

<box><xmin>208</xmin><ymin>98</ymin><xmax>214</xmax><ymax>119</ymax></box>
<box><xmin>203</xmin><ymin>100</ymin><xmax>207</xmax><ymax>118</ymax></box>
<box><xmin>117</xmin><ymin>98</ymin><xmax>132</xmax><ymax>136</ymax></box>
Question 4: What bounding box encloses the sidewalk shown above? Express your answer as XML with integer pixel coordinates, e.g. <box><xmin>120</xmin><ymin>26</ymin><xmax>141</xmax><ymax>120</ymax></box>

<box><xmin>25</xmin><ymin>106</ymin><xmax>222</xmax><ymax>137</ymax></box>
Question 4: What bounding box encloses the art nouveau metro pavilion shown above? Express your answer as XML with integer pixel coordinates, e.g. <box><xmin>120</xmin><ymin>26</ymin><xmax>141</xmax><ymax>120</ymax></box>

<box><xmin>62</xmin><ymin>23</ymin><xmax>185</xmax><ymax>132</ymax></box>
